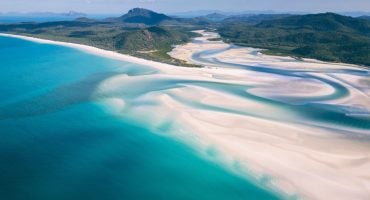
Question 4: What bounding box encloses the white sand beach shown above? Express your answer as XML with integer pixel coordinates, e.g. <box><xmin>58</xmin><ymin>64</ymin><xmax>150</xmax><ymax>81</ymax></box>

<box><xmin>1</xmin><ymin>32</ymin><xmax>370</xmax><ymax>200</ymax></box>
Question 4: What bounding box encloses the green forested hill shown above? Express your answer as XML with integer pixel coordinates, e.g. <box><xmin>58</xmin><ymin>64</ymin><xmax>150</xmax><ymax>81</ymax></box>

<box><xmin>1</xmin><ymin>10</ymin><xmax>370</xmax><ymax>67</ymax></box>
<box><xmin>0</xmin><ymin>9</ymin><xmax>200</xmax><ymax>67</ymax></box>
<box><xmin>256</xmin><ymin>13</ymin><xmax>370</xmax><ymax>33</ymax></box>
<box><xmin>218</xmin><ymin>13</ymin><xmax>370</xmax><ymax>66</ymax></box>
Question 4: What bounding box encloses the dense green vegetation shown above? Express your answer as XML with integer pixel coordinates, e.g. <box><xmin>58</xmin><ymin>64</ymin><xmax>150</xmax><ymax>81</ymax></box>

<box><xmin>1</xmin><ymin>8</ymin><xmax>370</xmax><ymax>67</ymax></box>
<box><xmin>218</xmin><ymin>13</ymin><xmax>370</xmax><ymax>66</ymax></box>
<box><xmin>0</xmin><ymin>8</ymin><xmax>201</xmax><ymax>67</ymax></box>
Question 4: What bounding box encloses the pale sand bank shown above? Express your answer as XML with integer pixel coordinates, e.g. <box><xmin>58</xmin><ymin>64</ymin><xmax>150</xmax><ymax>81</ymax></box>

<box><xmin>2</xmin><ymin>32</ymin><xmax>370</xmax><ymax>199</ymax></box>
<box><xmin>168</xmin><ymin>31</ymin><xmax>370</xmax><ymax>199</ymax></box>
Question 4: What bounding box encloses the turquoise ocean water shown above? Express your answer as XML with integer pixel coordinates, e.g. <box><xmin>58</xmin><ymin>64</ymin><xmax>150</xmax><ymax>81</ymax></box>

<box><xmin>0</xmin><ymin>36</ymin><xmax>282</xmax><ymax>200</ymax></box>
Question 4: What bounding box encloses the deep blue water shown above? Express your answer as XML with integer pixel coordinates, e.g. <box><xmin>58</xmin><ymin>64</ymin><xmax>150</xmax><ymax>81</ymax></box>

<box><xmin>0</xmin><ymin>36</ymin><xmax>282</xmax><ymax>200</ymax></box>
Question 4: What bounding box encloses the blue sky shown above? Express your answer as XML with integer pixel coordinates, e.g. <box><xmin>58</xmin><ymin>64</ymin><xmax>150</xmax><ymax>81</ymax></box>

<box><xmin>1</xmin><ymin>0</ymin><xmax>370</xmax><ymax>14</ymax></box>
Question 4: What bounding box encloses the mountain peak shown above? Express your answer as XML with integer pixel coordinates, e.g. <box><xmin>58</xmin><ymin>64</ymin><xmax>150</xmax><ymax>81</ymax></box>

<box><xmin>120</xmin><ymin>8</ymin><xmax>171</xmax><ymax>25</ymax></box>
<box><xmin>128</xmin><ymin>8</ymin><xmax>152</xmax><ymax>14</ymax></box>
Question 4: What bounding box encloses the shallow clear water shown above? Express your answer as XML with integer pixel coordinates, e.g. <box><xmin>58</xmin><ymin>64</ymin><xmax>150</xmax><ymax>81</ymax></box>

<box><xmin>0</xmin><ymin>36</ymin><xmax>282</xmax><ymax>200</ymax></box>
<box><xmin>191</xmin><ymin>45</ymin><xmax>370</xmax><ymax>132</ymax></box>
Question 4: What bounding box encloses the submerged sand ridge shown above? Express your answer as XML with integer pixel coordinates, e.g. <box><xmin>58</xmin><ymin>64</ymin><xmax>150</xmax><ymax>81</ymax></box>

<box><xmin>2</xmin><ymin>31</ymin><xmax>370</xmax><ymax>200</ymax></box>
<box><xmin>94</xmin><ymin>31</ymin><xmax>370</xmax><ymax>199</ymax></box>
<box><xmin>166</xmin><ymin>31</ymin><xmax>370</xmax><ymax>199</ymax></box>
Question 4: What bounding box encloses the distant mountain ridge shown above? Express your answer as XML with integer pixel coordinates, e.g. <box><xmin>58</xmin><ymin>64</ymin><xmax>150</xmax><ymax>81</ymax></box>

<box><xmin>63</xmin><ymin>11</ymin><xmax>86</xmax><ymax>17</ymax></box>
<box><xmin>118</xmin><ymin>8</ymin><xmax>172</xmax><ymax>25</ymax></box>
<box><xmin>203</xmin><ymin>13</ymin><xmax>228</xmax><ymax>21</ymax></box>
<box><xmin>0</xmin><ymin>11</ymin><xmax>86</xmax><ymax>17</ymax></box>
<box><xmin>223</xmin><ymin>14</ymin><xmax>292</xmax><ymax>23</ymax></box>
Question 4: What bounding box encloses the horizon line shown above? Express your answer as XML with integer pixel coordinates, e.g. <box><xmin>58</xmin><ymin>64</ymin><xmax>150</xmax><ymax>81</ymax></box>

<box><xmin>1</xmin><ymin>8</ymin><xmax>370</xmax><ymax>16</ymax></box>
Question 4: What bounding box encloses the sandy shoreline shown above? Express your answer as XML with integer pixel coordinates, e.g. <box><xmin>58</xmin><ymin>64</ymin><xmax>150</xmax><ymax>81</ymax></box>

<box><xmin>0</xmin><ymin>33</ymin><xmax>183</xmax><ymax>74</ymax></box>
<box><xmin>2</xmin><ymin>32</ymin><xmax>370</xmax><ymax>200</ymax></box>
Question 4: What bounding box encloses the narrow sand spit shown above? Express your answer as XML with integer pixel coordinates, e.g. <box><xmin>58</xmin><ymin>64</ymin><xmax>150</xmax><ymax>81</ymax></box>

<box><xmin>2</xmin><ymin>32</ymin><xmax>370</xmax><ymax>200</ymax></box>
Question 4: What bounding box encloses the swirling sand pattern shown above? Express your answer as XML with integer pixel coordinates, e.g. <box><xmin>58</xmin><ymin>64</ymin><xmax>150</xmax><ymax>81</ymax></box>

<box><xmin>1</xmin><ymin>32</ymin><xmax>370</xmax><ymax>199</ymax></box>
<box><xmin>0</xmin><ymin>35</ymin><xmax>283</xmax><ymax>200</ymax></box>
